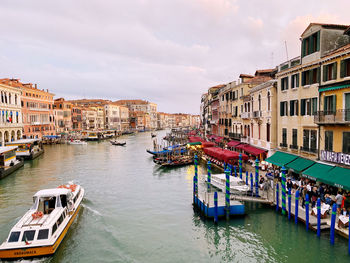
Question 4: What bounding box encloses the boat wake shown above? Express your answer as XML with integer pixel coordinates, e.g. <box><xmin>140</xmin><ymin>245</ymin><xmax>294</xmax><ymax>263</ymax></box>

<box><xmin>82</xmin><ymin>204</ymin><xmax>102</xmax><ymax>216</ymax></box>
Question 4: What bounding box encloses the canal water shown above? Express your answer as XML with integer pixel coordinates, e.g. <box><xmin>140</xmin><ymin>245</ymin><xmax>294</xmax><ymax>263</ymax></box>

<box><xmin>0</xmin><ymin>131</ymin><xmax>349</xmax><ymax>263</ymax></box>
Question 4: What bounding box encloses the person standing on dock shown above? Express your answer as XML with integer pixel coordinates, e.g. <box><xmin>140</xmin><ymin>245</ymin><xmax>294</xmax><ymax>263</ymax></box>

<box><xmin>301</xmin><ymin>186</ymin><xmax>307</xmax><ymax>209</ymax></box>
<box><xmin>335</xmin><ymin>192</ymin><xmax>343</xmax><ymax>214</ymax></box>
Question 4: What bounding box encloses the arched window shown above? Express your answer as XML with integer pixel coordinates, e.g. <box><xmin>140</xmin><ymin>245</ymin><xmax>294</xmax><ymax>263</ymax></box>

<box><xmin>15</xmin><ymin>94</ymin><xmax>17</xmax><ymax>105</ymax></box>
<box><xmin>267</xmin><ymin>91</ymin><xmax>271</xmax><ymax>111</ymax></box>
<box><xmin>258</xmin><ymin>94</ymin><xmax>261</xmax><ymax>111</ymax></box>
<box><xmin>251</xmin><ymin>97</ymin><xmax>254</xmax><ymax>112</ymax></box>
<box><xmin>9</xmin><ymin>93</ymin><xmax>11</xmax><ymax>104</ymax></box>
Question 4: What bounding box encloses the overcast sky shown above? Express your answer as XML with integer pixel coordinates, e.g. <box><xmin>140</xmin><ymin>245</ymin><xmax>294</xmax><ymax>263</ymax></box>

<box><xmin>0</xmin><ymin>1</ymin><xmax>349</xmax><ymax>114</ymax></box>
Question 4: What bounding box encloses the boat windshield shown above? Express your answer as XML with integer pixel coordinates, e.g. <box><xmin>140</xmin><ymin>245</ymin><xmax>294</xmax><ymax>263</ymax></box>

<box><xmin>31</xmin><ymin>197</ymin><xmax>39</xmax><ymax>210</ymax></box>
<box><xmin>8</xmin><ymin>231</ymin><xmax>20</xmax><ymax>243</ymax></box>
<box><xmin>38</xmin><ymin>196</ymin><xmax>57</xmax><ymax>214</ymax></box>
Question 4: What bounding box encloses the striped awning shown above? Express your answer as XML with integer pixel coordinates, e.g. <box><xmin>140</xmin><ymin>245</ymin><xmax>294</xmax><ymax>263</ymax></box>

<box><xmin>319</xmin><ymin>84</ymin><xmax>350</xmax><ymax>92</ymax></box>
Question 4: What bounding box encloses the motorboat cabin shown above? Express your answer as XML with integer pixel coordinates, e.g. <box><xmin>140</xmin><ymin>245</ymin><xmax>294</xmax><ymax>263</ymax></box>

<box><xmin>0</xmin><ymin>146</ymin><xmax>24</xmax><ymax>179</ymax></box>
<box><xmin>6</xmin><ymin>139</ymin><xmax>44</xmax><ymax>160</ymax></box>
<box><xmin>207</xmin><ymin>173</ymin><xmax>250</xmax><ymax>194</ymax></box>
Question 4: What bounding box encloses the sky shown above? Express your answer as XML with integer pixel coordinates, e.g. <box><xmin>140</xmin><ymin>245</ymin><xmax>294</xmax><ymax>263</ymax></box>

<box><xmin>0</xmin><ymin>0</ymin><xmax>349</xmax><ymax>114</ymax></box>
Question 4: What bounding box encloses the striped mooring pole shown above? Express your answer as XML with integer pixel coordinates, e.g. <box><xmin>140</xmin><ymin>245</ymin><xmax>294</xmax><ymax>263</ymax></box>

<box><xmin>317</xmin><ymin>198</ymin><xmax>321</xmax><ymax>237</ymax></box>
<box><xmin>229</xmin><ymin>164</ymin><xmax>233</xmax><ymax>177</ymax></box>
<box><xmin>255</xmin><ymin>159</ymin><xmax>259</xmax><ymax>197</ymax></box>
<box><xmin>194</xmin><ymin>155</ymin><xmax>198</xmax><ymax>200</ymax></box>
<box><xmin>250</xmin><ymin>172</ymin><xmax>253</xmax><ymax>197</ymax></box>
<box><xmin>295</xmin><ymin>190</ymin><xmax>299</xmax><ymax>224</ymax></box>
<box><xmin>305</xmin><ymin>194</ymin><xmax>310</xmax><ymax>231</ymax></box>
<box><xmin>330</xmin><ymin>203</ymin><xmax>337</xmax><ymax>245</ymax></box>
<box><xmin>245</xmin><ymin>171</ymin><xmax>248</xmax><ymax>185</ymax></box>
<box><xmin>239</xmin><ymin>154</ymin><xmax>243</xmax><ymax>179</ymax></box>
<box><xmin>348</xmin><ymin>216</ymin><xmax>350</xmax><ymax>255</ymax></box>
<box><xmin>288</xmin><ymin>188</ymin><xmax>291</xmax><ymax>220</ymax></box>
<box><xmin>214</xmin><ymin>191</ymin><xmax>218</xmax><ymax>224</ymax></box>
<box><xmin>225</xmin><ymin>168</ymin><xmax>230</xmax><ymax>220</ymax></box>
<box><xmin>207</xmin><ymin>160</ymin><xmax>211</xmax><ymax>191</ymax></box>
<box><xmin>281</xmin><ymin>166</ymin><xmax>286</xmax><ymax>215</ymax></box>
<box><xmin>276</xmin><ymin>183</ymin><xmax>279</xmax><ymax>212</ymax></box>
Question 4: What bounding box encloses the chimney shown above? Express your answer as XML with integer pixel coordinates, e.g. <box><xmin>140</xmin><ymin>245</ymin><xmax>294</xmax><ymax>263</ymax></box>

<box><xmin>35</xmin><ymin>84</ymin><xmax>37</xmax><ymax>89</ymax></box>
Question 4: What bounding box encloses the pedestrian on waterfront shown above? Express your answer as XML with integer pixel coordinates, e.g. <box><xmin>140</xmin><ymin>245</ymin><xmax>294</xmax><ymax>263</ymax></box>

<box><xmin>286</xmin><ymin>179</ymin><xmax>292</xmax><ymax>192</ymax></box>
<box><xmin>301</xmin><ymin>186</ymin><xmax>307</xmax><ymax>209</ymax></box>
<box><xmin>318</xmin><ymin>184</ymin><xmax>325</xmax><ymax>201</ymax></box>
<box><xmin>311</xmin><ymin>187</ymin><xmax>318</xmax><ymax>208</ymax></box>
<box><xmin>336</xmin><ymin>192</ymin><xmax>344</xmax><ymax>214</ymax></box>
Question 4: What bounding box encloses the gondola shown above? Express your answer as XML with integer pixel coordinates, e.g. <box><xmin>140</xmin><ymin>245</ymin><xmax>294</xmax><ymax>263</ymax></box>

<box><xmin>110</xmin><ymin>141</ymin><xmax>126</xmax><ymax>146</ymax></box>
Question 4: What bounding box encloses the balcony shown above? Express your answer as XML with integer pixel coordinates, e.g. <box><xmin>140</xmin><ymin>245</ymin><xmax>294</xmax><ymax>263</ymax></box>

<box><xmin>240</xmin><ymin>136</ymin><xmax>250</xmax><ymax>144</ymax></box>
<box><xmin>241</xmin><ymin>112</ymin><xmax>250</xmax><ymax>119</ymax></box>
<box><xmin>314</xmin><ymin>110</ymin><xmax>350</xmax><ymax>124</ymax></box>
<box><xmin>252</xmin><ymin>111</ymin><xmax>262</xmax><ymax>118</ymax></box>
<box><xmin>229</xmin><ymin>132</ymin><xmax>241</xmax><ymax>140</ymax></box>
<box><xmin>280</xmin><ymin>143</ymin><xmax>288</xmax><ymax>148</ymax></box>
<box><xmin>300</xmin><ymin>146</ymin><xmax>317</xmax><ymax>154</ymax></box>
<box><xmin>289</xmin><ymin>144</ymin><xmax>298</xmax><ymax>150</ymax></box>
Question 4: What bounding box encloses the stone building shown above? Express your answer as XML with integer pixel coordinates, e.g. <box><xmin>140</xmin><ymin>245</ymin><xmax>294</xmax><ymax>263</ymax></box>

<box><xmin>54</xmin><ymin>98</ymin><xmax>72</xmax><ymax>134</ymax></box>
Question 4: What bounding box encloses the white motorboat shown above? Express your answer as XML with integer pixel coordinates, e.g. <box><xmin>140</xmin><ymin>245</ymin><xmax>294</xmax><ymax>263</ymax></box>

<box><xmin>206</xmin><ymin>173</ymin><xmax>250</xmax><ymax>194</ymax></box>
<box><xmin>68</xmin><ymin>140</ymin><xmax>87</xmax><ymax>145</ymax></box>
<box><xmin>0</xmin><ymin>182</ymin><xmax>84</xmax><ymax>260</ymax></box>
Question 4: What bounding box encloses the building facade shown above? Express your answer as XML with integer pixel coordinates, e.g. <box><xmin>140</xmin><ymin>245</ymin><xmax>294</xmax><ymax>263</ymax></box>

<box><xmin>54</xmin><ymin>98</ymin><xmax>72</xmax><ymax>134</ymax></box>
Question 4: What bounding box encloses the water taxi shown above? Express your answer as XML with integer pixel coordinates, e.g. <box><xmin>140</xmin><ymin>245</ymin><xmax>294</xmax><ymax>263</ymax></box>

<box><xmin>206</xmin><ymin>174</ymin><xmax>250</xmax><ymax>194</ymax></box>
<box><xmin>6</xmin><ymin>139</ymin><xmax>44</xmax><ymax>160</ymax></box>
<box><xmin>68</xmin><ymin>140</ymin><xmax>87</xmax><ymax>145</ymax></box>
<box><xmin>0</xmin><ymin>146</ymin><xmax>24</xmax><ymax>179</ymax></box>
<box><xmin>0</xmin><ymin>182</ymin><xmax>84</xmax><ymax>260</ymax></box>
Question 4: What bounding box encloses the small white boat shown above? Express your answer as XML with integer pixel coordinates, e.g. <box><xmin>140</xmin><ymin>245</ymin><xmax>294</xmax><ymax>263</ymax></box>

<box><xmin>68</xmin><ymin>140</ymin><xmax>87</xmax><ymax>145</ymax></box>
<box><xmin>0</xmin><ymin>182</ymin><xmax>84</xmax><ymax>260</ymax></box>
<box><xmin>206</xmin><ymin>173</ymin><xmax>250</xmax><ymax>194</ymax></box>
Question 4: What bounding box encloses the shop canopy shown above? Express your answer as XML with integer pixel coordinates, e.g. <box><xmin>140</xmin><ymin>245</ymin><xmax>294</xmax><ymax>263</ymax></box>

<box><xmin>201</xmin><ymin>142</ymin><xmax>216</xmax><ymax>148</ymax></box>
<box><xmin>227</xmin><ymin>140</ymin><xmax>241</xmax><ymax>147</ymax></box>
<box><xmin>215</xmin><ymin>137</ymin><xmax>224</xmax><ymax>143</ymax></box>
<box><xmin>302</xmin><ymin>163</ymin><xmax>334</xmax><ymax>182</ymax></box>
<box><xmin>235</xmin><ymin>144</ymin><xmax>247</xmax><ymax>150</ymax></box>
<box><xmin>187</xmin><ymin>142</ymin><xmax>202</xmax><ymax>146</ymax></box>
<box><xmin>188</xmin><ymin>136</ymin><xmax>206</xmax><ymax>143</ymax></box>
<box><xmin>203</xmin><ymin>147</ymin><xmax>248</xmax><ymax>163</ymax></box>
<box><xmin>240</xmin><ymin>145</ymin><xmax>266</xmax><ymax>156</ymax></box>
<box><xmin>265</xmin><ymin>151</ymin><xmax>298</xmax><ymax>167</ymax></box>
<box><xmin>285</xmin><ymin>157</ymin><xmax>316</xmax><ymax>174</ymax></box>
<box><xmin>323</xmin><ymin>166</ymin><xmax>350</xmax><ymax>191</ymax></box>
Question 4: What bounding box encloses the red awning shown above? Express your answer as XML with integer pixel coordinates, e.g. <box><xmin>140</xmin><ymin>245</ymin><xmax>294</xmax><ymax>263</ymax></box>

<box><xmin>227</xmin><ymin>140</ymin><xmax>241</xmax><ymax>147</ymax></box>
<box><xmin>235</xmin><ymin>144</ymin><xmax>247</xmax><ymax>150</ymax></box>
<box><xmin>201</xmin><ymin>142</ymin><xmax>216</xmax><ymax>148</ymax></box>
<box><xmin>215</xmin><ymin>137</ymin><xmax>223</xmax><ymax>143</ymax></box>
<box><xmin>240</xmin><ymin>144</ymin><xmax>267</xmax><ymax>156</ymax></box>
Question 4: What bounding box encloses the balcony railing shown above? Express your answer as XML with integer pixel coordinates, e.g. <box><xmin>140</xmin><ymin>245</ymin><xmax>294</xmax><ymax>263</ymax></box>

<box><xmin>280</xmin><ymin>143</ymin><xmax>288</xmax><ymax>148</ymax></box>
<box><xmin>253</xmin><ymin>111</ymin><xmax>262</xmax><ymax>118</ymax></box>
<box><xmin>314</xmin><ymin>109</ymin><xmax>350</xmax><ymax>124</ymax></box>
<box><xmin>229</xmin><ymin>132</ymin><xmax>241</xmax><ymax>140</ymax></box>
<box><xmin>300</xmin><ymin>146</ymin><xmax>317</xmax><ymax>153</ymax></box>
<box><xmin>289</xmin><ymin>144</ymin><xmax>298</xmax><ymax>150</ymax></box>
<box><xmin>241</xmin><ymin>112</ymin><xmax>250</xmax><ymax>119</ymax></box>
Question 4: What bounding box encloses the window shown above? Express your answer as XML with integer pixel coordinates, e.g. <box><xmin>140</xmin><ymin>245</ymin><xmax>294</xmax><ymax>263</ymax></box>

<box><xmin>343</xmin><ymin>132</ymin><xmax>350</xmax><ymax>154</ymax></box>
<box><xmin>325</xmin><ymin>131</ymin><xmax>333</xmax><ymax>151</ymax></box>
<box><xmin>8</xmin><ymin>231</ymin><xmax>20</xmax><ymax>242</ymax></box>
<box><xmin>303</xmin><ymin>129</ymin><xmax>310</xmax><ymax>150</ymax></box>
<box><xmin>267</xmin><ymin>92</ymin><xmax>271</xmax><ymax>111</ymax></box>
<box><xmin>37</xmin><ymin>229</ymin><xmax>49</xmax><ymax>240</ymax></box>
<box><xmin>291</xmin><ymin>73</ymin><xmax>299</xmax><ymax>89</ymax></box>
<box><xmin>311</xmin><ymin>97</ymin><xmax>318</xmax><ymax>115</ymax></box>
<box><xmin>52</xmin><ymin>224</ymin><xmax>57</xmax><ymax>235</ymax></box>
<box><xmin>303</xmin><ymin>129</ymin><xmax>317</xmax><ymax>152</ymax></box>
<box><xmin>266</xmin><ymin>123</ymin><xmax>270</xmax><ymax>142</ymax></box>
<box><xmin>302</xmin><ymin>31</ymin><xmax>320</xmax><ymax>57</ymax></box>
<box><xmin>324</xmin><ymin>95</ymin><xmax>336</xmax><ymax>114</ymax></box>
<box><xmin>289</xmin><ymin>100</ymin><xmax>298</xmax><ymax>116</ymax></box>
<box><xmin>310</xmin><ymin>130</ymin><xmax>317</xmax><ymax>151</ymax></box>
<box><xmin>301</xmin><ymin>98</ymin><xmax>311</xmax><ymax>116</ymax></box>
<box><xmin>340</xmin><ymin>58</ymin><xmax>350</xmax><ymax>78</ymax></box>
<box><xmin>282</xmin><ymin>128</ymin><xmax>287</xmax><ymax>147</ymax></box>
<box><xmin>22</xmin><ymin>230</ymin><xmax>36</xmax><ymax>242</ymax></box>
<box><xmin>280</xmin><ymin>101</ymin><xmax>288</xmax><ymax>116</ymax></box>
<box><xmin>323</xmin><ymin>62</ymin><xmax>337</xmax><ymax>82</ymax></box>
<box><xmin>258</xmin><ymin>124</ymin><xmax>261</xmax><ymax>140</ymax></box>
<box><xmin>258</xmin><ymin>94</ymin><xmax>261</xmax><ymax>111</ymax></box>
<box><xmin>281</xmin><ymin>77</ymin><xmax>288</xmax><ymax>91</ymax></box>
<box><xmin>302</xmin><ymin>68</ymin><xmax>320</xmax><ymax>86</ymax></box>
<box><xmin>292</xmin><ymin>129</ymin><xmax>298</xmax><ymax>148</ymax></box>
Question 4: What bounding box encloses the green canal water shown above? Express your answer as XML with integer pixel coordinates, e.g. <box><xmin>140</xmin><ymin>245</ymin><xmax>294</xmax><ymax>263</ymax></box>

<box><xmin>0</xmin><ymin>131</ymin><xmax>349</xmax><ymax>262</ymax></box>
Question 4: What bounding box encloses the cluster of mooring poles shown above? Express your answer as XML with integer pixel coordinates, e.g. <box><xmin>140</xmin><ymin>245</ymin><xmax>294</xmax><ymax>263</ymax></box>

<box><xmin>274</xmin><ymin>165</ymin><xmax>350</xmax><ymax>255</ymax></box>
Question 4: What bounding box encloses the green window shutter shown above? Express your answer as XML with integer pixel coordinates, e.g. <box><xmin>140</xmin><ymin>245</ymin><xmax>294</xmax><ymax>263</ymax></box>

<box><xmin>308</xmin><ymin>70</ymin><xmax>312</xmax><ymax>84</ymax></box>
<box><xmin>286</xmin><ymin>77</ymin><xmax>289</xmax><ymax>90</ymax></box>
<box><xmin>290</xmin><ymin>101</ymin><xmax>294</xmax><ymax>116</ymax></box>
<box><xmin>296</xmin><ymin>74</ymin><xmax>299</xmax><ymax>87</ymax></box>
<box><xmin>316</xmin><ymin>31</ymin><xmax>320</xmax><ymax>51</ymax></box>
<box><xmin>317</xmin><ymin>67</ymin><xmax>321</xmax><ymax>83</ymax></box>
<box><xmin>301</xmin><ymin>99</ymin><xmax>305</xmax><ymax>115</ymax></box>
<box><xmin>280</xmin><ymin>102</ymin><xmax>283</xmax><ymax>116</ymax></box>
<box><xmin>340</xmin><ymin>60</ymin><xmax>346</xmax><ymax>78</ymax></box>
<box><xmin>332</xmin><ymin>62</ymin><xmax>337</xmax><ymax>80</ymax></box>
<box><xmin>307</xmin><ymin>99</ymin><xmax>311</xmax><ymax>115</ymax></box>
<box><xmin>309</xmin><ymin>35</ymin><xmax>314</xmax><ymax>54</ymax></box>
<box><xmin>296</xmin><ymin>100</ymin><xmax>299</xmax><ymax>115</ymax></box>
<box><xmin>323</xmin><ymin>65</ymin><xmax>327</xmax><ymax>82</ymax></box>
<box><xmin>332</xmin><ymin>95</ymin><xmax>336</xmax><ymax>113</ymax></box>
<box><xmin>323</xmin><ymin>96</ymin><xmax>327</xmax><ymax>112</ymax></box>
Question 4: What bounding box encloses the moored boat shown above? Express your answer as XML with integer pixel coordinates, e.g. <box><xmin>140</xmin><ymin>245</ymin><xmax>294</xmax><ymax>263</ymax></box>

<box><xmin>206</xmin><ymin>174</ymin><xmax>250</xmax><ymax>194</ymax></box>
<box><xmin>0</xmin><ymin>182</ymin><xmax>84</xmax><ymax>260</ymax></box>
<box><xmin>110</xmin><ymin>140</ymin><xmax>126</xmax><ymax>146</ymax></box>
<box><xmin>6</xmin><ymin>139</ymin><xmax>44</xmax><ymax>160</ymax></box>
<box><xmin>0</xmin><ymin>146</ymin><xmax>24</xmax><ymax>179</ymax></box>
<box><xmin>68</xmin><ymin>140</ymin><xmax>87</xmax><ymax>145</ymax></box>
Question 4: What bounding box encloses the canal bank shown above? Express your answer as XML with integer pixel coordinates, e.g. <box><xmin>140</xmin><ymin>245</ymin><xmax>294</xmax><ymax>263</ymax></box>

<box><xmin>0</xmin><ymin>131</ymin><xmax>349</xmax><ymax>262</ymax></box>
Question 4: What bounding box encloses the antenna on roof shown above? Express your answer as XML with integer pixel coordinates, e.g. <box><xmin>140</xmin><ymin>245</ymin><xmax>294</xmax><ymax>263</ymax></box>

<box><xmin>284</xmin><ymin>40</ymin><xmax>289</xmax><ymax>61</ymax></box>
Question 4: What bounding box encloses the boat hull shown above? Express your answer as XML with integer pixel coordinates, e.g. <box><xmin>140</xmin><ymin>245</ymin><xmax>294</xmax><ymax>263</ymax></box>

<box><xmin>0</xmin><ymin>201</ymin><xmax>81</xmax><ymax>260</ymax></box>
<box><xmin>0</xmin><ymin>159</ymin><xmax>24</xmax><ymax>180</ymax></box>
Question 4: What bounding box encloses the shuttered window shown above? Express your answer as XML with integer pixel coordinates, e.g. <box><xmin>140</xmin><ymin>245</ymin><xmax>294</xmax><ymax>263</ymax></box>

<box><xmin>343</xmin><ymin>132</ymin><xmax>350</xmax><ymax>154</ymax></box>
<box><xmin>323</xmin><ymin>62</ymin><xmax>337</xmax><ymax>82</ymax></box>
<box><xmin>325</xmin><ymin>131</ymin><xmax>333</xmax><ymax>151</ymax></box>
<box><xmin>291</xmin><ymin>73</ymin><xmax>299</xmax><ymax>89</ymax></box>
<box><xmin>302</xmin><ymin>31</ymin><xmax>320</xmax><ymax>57</ymax></box>
<box><xmin>324</xmin><ymin>95</ymin><xmax>336</xmax><ymax>114</ymax></box>
<box><xmin>340</xmin><ymin>58</ymin><xmax>350</xmax><ymax>78</ymax></box>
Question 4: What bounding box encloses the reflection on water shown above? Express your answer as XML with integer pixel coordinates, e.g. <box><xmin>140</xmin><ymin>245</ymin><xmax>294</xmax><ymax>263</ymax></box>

<box><xmin>0</xmin><ymin>131</ymin><xmax>349</xmax><ymax>262</ymax></box>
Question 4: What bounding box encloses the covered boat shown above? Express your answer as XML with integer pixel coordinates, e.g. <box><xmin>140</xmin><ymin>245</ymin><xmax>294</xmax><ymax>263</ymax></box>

<box><xmin>6</xmin><ymin>139</ymin><xmax>44</xmax><ymax>160</ymax></box>
<box><xmin>206</xmin><ymin>173</ymin><xmax>250</xmax><ymax>194</ymax></box>
<box><xmin>0</xmin><ymin>182</ymin><xmax>84</xmax><ymax>260</ymax></box>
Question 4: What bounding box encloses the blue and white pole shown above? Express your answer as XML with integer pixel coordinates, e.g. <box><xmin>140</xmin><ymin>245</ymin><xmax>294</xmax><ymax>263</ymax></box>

<box><xmin>295</xmin><ymin>190</ymin><xmax>299</xmax><ymax>224</ymax></box>
<box><xmin>330</xmin><ymin>203</ymin><xmax>337</xmax><ymax>245</ymax></box>
<box><xmin>317</xmin><ymin>198</ymin><xmax>321</xmax><ymax>238</ymax></box>
<box><xmin>281</xmin><ymin>166</ymin><xmax>286</xmax><ymax>215</ymax></box>
<box><xmin>255</xmin><ymin>159</ymin><xmax>259</xmax><ymax>197</ymax></box>
<box><xmin>239</xmin><ymin>154</ymin><xmax>243</xmax><ymax>179</ymax></box>
<box><xmin>225</xmin><ymin>168</ymin><xmax>230</xmax><ymax>220</ymax></box>
<box><xmin>250</xmin><ymin>172</ymin><xmax>253</xmax><ymax>197</ymax></box>
<box><xmin>276</xmin><ymin>183</ymin><xmax>279</xmax><ymax>212</ymax></box>
<box><xmin>305</xmin><ymin>194</ymin><xmax>310</xmax><ymax>231</ymax></box>
<box><xmin>288</xmin><ymin>188</ymin><xmax>291</xmax><ymax>220</ymax></box>
<box><xmin>207</xmin><ymin>160</ymin><xmax>211</xmax><ymax>191</ymax></box>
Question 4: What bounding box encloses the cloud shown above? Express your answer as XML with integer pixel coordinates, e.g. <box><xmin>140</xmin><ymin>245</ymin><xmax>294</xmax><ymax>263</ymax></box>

<box><xmin>0</xmin><ymin>0</ymin><xmax>349</xmax><ymax>114</ymax></box>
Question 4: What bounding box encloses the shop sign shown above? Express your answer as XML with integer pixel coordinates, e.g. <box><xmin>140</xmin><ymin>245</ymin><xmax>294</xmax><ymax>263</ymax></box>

<box><xmin>320</xmin><ymin>150</ymin><xmax>350</xmax><ymax>166</ymax></box>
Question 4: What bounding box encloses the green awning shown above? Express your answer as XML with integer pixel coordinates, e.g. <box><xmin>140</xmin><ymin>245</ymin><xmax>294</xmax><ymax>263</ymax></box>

<box><xmin>187</xmin><ymin>142</ymin><xmax>202</xmax><ymax>146</ymax></box>
<box><xmin>319</xmin><ymin>84</ymin><xmax>350</xmax><ymax>92</ymax></box>
<box><xmin>326</xmin><ymin>167</ymin><xmax>350</xmax><ymax>190</ymax></box>
<box><xmin>302</xmin><ymin>163</ymin><xmax>334</xmax><ymax>182</ymax></box>
<box><xmin>285</xmin><ymin>157</ymin><xmax>315</xmax><ymax>174</ymax></box>
<box><xmin>265</xmin><ymin>151</ymin><xmax>298</xmax><ymax>167</ymax></box>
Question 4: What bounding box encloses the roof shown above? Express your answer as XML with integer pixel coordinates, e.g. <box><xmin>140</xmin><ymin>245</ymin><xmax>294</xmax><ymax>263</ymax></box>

<box><xmin>0</xmin><ymin>146</ymin><xmax>18</xmax><ymax>154</ymax></box>
<box><xmin>265</xmin><ymin>151</ymin><xmax>299</xmax><ymax>167</ymax></box>
<box><xmin>301</xmin><ymin>23</ymin><xmax>349</xmax><ymax>37</ymax></box>
<box><xmin>6</xmin><ymin>139</ymin><xmax>41</xmax><ymax>144</ymax></box>
<box><xmin>227</xmin><ymin>140</ymin><xmax>241</xmax><ymax>147</ymax></box>
<box><xmin>0</xmin><ymin>79</ymin><xmax>54</xmax><ymax>96</ymax></box>
<box><xmin>34</xmin><ymin>188</ymin><xmax>70</xmax><ymax>197</ymax></box>
<box><xmin>345</xmin><ymin>26</ymin><xmax>350</xmax><ymax>35</ymax></box>
<box><xmin>239</xmin><ymin>74</ymin><xmax>254</xmax><ymax>78</ymax></box>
